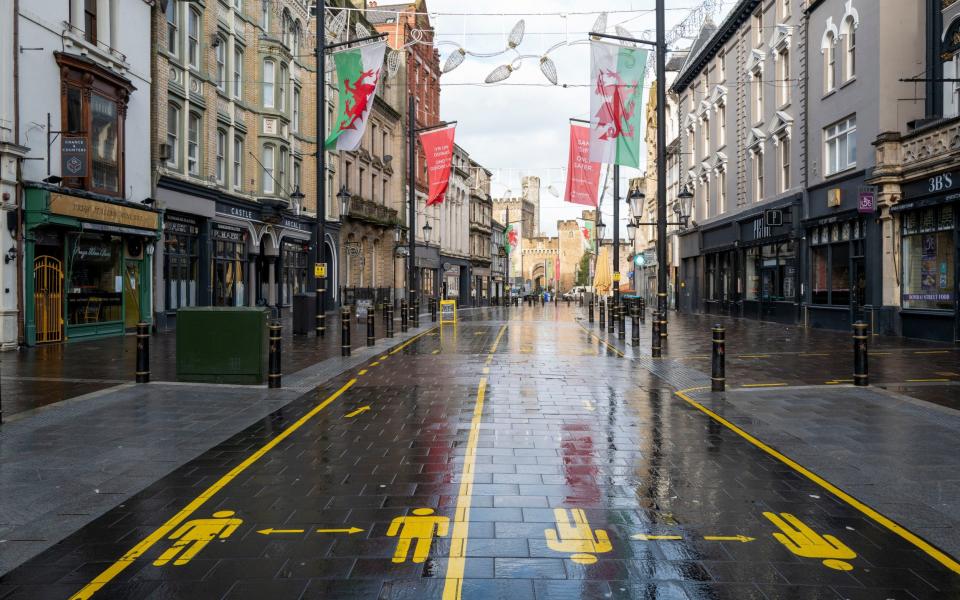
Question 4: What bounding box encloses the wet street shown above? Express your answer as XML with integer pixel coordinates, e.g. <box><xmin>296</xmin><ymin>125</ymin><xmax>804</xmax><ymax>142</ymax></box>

<box><xmin>2</xmin><ymin>305</ymin><xmax>959</xmax><ymax>599</ymax></box>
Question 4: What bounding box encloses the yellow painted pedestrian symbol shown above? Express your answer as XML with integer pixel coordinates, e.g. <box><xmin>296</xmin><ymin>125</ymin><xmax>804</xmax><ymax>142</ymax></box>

<box><xmin>545</xmin><ymin>508</ymin><xmax>612</xmax><ymax>565</ymax></box>
<box><xmin>153</xmin><ymin>510</ymin><xmax>242</xmax><ymax>567</ymax></box>
<box><xmin>386</xmin><ymin>508</ymin><xmax>449</xmax><ymax>564</ymax></box>
<box><xmin>764</xmin><ymin>512</ymin><xmax>856</xmax><ymax>571</ymax></box>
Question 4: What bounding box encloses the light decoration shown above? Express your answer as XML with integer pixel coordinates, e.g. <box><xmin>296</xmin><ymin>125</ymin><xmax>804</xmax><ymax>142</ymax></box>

<box><xmin>354</xmin><ymin>21</ymin><xmax>370</xmax><ymax>38</ymax></box>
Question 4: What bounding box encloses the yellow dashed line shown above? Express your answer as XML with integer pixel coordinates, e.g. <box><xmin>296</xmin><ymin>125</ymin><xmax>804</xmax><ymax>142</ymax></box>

<box><xmin>741</xmin><ymin>383</ymin><xmax>787</xmax><ymax>388</ymax></box>
<box><xmin>906</xmin><ymin>378</ymin><xmax>950</xmax><ymax>383</ymax></box>
<box><xmin>358</xmin><ymin>369</ymin><xmax>368</xmax><ymax>375</ymax></box>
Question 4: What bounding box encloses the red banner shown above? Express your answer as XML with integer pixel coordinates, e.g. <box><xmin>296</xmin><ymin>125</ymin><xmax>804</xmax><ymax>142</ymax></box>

<box><xmin>564</xmin><ymin>122</ymin><xmax>601</xmax><ymax>206</ymax></box>
<box><xmin>420</xmin><ymin>124</ymin><xmax>456</xmax><ymax>206</ymax></box>
<box><xmin>554</xmin><ymin>256</ymin><xmax>560</xmax><ymax>285</ymax></box>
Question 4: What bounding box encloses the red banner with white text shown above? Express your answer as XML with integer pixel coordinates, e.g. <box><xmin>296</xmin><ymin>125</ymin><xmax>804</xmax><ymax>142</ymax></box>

<box><xmin>564</xmin><ymin>122</ymin><xmax>601</xmax><ymax>206</ymax></box>
<box><xmin>420</xmin><ymin>124</ymin><xmax>456</xmax><ymax>206</ymax></box>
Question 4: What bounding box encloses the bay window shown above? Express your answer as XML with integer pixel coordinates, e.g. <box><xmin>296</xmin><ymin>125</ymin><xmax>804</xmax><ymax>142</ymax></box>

<box><xmin>901</xmin><ymin>206</ymin><xmax>955</xmax><ymax>310</ymax></box>
<box><xmin>262</xmin><ymin>145</ymin><xmax>275</xmax><ymax>194</ymax></box>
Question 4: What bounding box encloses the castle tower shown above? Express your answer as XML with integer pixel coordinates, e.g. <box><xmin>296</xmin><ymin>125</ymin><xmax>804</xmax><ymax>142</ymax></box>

<box><xmin>521</xmin><ymin>176</ymin><xmax>541</xmax><ymax>236</ymax></box>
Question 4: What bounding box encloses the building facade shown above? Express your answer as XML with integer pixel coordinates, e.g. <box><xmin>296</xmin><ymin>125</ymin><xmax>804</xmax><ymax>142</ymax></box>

<box><xmin>439</xmin><ymin>144</ymin><xmax>470</xmax><ymax>301</ymax></box>
<box><xmin>16</xmin><ymin>0</ymin><xmax>160</xmax><ymax>346</ymax></box>
<box><xmin>490</xmin><ymin>218</ymin><xmax>506</xmax><ymax>303</ymax></box>
<box><xmin>468</xmin><ymin>160</ymin><xmax>493</xmax><ymax>306</ymax></box>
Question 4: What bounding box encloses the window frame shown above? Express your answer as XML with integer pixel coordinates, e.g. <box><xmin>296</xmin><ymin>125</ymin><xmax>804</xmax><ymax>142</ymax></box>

<box><xmin>233</xmin><ymin>46</ymin><xmax>243</xmax><ymax>99</ymax></box>
<box><xmin>778</xmin><ymin>48</ymin><xmax>790</xmax><ymax>107</ymax></box>
<box><xmin>187</xmin><ymin>111</ymin><xmax>201</xmax><ymax>176</ymax></box>
<box><xmin>262</xmin><ymin>144</ymin><xmax>276</xmax><ymax>194</ymax></box>
<box><xmin>167</xmin><ymin>102</ymin><xmax>181</xmax><ymax>169</ymax></box>
<box><xmin>187</xmin><ymin>7</ymin><xmax>201</xmax><ymax>70</ymax></box>
<box><xmin>754</xmin><ymin>151</ymin><xmax>764</xmax><ymax>202</ymax></box>
<box><xmin>263</xmin><ymin>60</ymin><xmax>276</xmax><ymax>109</ymax></box>
<box><xmin>216</xmin><ymin>129</ymin><xmax>227</xmax><ymax>186</ymax></box>
<box><xmin>215</xmin><ymin>38</ymin><xmax>227</xmax><ymax>92</ymax></box>
<box><xmin>233</xmin><ymin>136</ymin><xmax>243</xmax><ymax>191</ymax></box>
<box><xmin>293</xmin><ymin>87</ymin><xmax>301</xmax><ymax>132</ymax></box>
<box><xmin>843</xmin><ymin>17</ymin><xmax>856</xmax><ymax>81</ymax></box>
<box><xmin>166</xmin><ymin>1</ymin><xmax>179</xmax><ymax>57</ymax></box>
<box><xmin>824</xmin><ymin>33</ymin><xmax>837</xmax><ymax>93</ymax></box>
<box><xmin>824</xmin><ymin>115</ymin><xmax>857</xmax><ymax>176</ymax></box>
<box><xmin>779</xmin><ymin>136</ymin><xmax>790</xmax><ymax>192</ymax></box>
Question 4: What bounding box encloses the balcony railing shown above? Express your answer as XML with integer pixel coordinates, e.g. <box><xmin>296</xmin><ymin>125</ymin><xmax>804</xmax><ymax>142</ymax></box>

<box><xmin>347</xmin><ymin>196</ymin><xmax>398</xmax><ymax>227</ymax></box>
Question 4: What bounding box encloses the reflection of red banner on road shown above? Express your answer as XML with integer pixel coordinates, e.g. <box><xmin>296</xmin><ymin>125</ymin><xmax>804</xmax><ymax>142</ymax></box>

<box><xmin>564</xmin><ymin>122</ymin><xmax>601</xmax><ymax>206</ymax></box>
<box><xmin>560</xmin><ymin>423</ymin><xmax>601</xmax><ymax>505</ymax></box>
<box><xmin>420</xmin><ymin>124</ymin><xmax>456</xmax><ymax>206</ymax></box>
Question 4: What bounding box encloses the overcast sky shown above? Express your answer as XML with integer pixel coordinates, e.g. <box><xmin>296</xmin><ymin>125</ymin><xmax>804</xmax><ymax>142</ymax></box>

<box><xmin>427</xmin><ymin>0</ymin><xmax>726</xmax><ymax>236</ymax></box>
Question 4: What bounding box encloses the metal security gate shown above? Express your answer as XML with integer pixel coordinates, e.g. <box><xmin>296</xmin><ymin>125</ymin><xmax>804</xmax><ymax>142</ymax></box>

<box><xmin>34</xmin><ymin>255</ymin><xmax>64</xmax><ymax>343</ymax></box>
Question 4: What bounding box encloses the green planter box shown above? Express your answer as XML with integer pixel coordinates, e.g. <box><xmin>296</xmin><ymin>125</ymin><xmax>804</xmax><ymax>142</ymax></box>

<box><xmin>176</xmin><ymin>307</ymin><xmax>269</xmax><ymax>385</ymax></box>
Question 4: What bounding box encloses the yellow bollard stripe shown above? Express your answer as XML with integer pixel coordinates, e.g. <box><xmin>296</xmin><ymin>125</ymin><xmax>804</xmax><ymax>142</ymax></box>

<box><xmin>675</xmin><ymin>387</ymin><xmax>960</xmax><ymax>575</ymax></box>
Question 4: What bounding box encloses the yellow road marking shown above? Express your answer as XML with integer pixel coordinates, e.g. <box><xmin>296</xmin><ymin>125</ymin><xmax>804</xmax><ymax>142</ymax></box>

<box><xmin>380</xmin><ymin>355</ymin><xmax>389</xmax><ymax>360</ymax></box>
<box><xmin>358</xmin><ymin>369</ymin><xmax>368</xmax><ymax>375</ymax></box>
<box><xmin>704</xmin><ymin>535</ymin><xmax>755</xmax><ymax>542</ymax></box>
<box><xmin>825</xmin><ymin>379</ymin><xmax>854</xmax><ymax>385</ymax></box>
<box><xmin>632</xmin><ymin>534</ymin><xmax>682</xmax><ymax>541</ymax></box>
<box><xmin>800</xmin><ymin>353</ymin><xmax>830</xmax><ymax>357</ymax></box>
<box><xmin>576</xmin><ymin>322</ymin><xmax>624</xmax><ymax>357</ymax></box>
<box><xmin>69</xmin><ymin>378</ymin><xmax>358</xmax><ymax>600</ymax></box>
<box><xmin>738</xmin><ymin>354</ymin><xmax>771</xmax><ymax>359</ymax></box>
<box><xmin>344</xmin><ymin>406</ymin><xmax>371</xmax><ymax>418</ymax></box>
<box><xmin>432</xmin><ymin>349</ymin><xmax>440</xmax><ymax>355</ymax></box>
<box><xmin>371</xmin><ymin>361</ymin><xmax>380</xmax><ymax>366</ymax></box>
<box><xmin>741</xmin><ymin>383</ymin><xmax>787</xmax><ymax>388</ymax></box>
<box><xmin>256</xmin><ymin>528</ymin><xmax>305</xmax><ymax>535</ymax></box>
<box><xmin>906</xmin><ymin>378</ymin><xmax>950</xmax><ymax>383</ymax></box>
<box><xmin>675</xmin><ymin>387</ymin><xmax>960</xmax><ymax>575</ymax></box>
<box><xmin>442</xmin><ymin>324</ymin><xmax>506</xmax><ymax>600</ymax></box>
<box><xmin>483</xmin><ymin>367</ymin><xmax>490</xmax><ymax>375</ymax></box>
<box><xmin>316</xmin><ymin>527</ymin><xmax>364</xmax><ymax>534</ymax></box>
<box><xmin>914</xmin><ymin>350</ymin><xmax>950</xmax><ymax>355</ymax></box>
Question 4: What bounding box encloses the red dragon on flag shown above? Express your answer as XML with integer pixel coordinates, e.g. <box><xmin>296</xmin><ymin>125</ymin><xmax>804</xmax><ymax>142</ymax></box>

<box><xmin>594</xmin><ymin>69</ymin><xmax>639</xmax><ymax>142</ymax></box>
<box><xmin>338</xmin><ymin>69</ymin><xmax>380</xmax><ymax>133</ymax></box>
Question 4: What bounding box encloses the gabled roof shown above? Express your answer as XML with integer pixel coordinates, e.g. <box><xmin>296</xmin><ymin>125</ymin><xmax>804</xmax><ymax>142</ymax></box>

<box><xmin>679</xmin><ymin>18</ymin><xmax>718</xmax><ymax>76</ymax></box>
<box><xmin>672</xmin><ymin>0</ymin><xmax>762</xmax><ymax>94</ymax></box>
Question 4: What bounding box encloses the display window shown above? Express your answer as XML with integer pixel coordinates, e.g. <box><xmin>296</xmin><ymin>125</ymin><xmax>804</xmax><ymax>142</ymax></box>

<box><xmin>66</xmin><ymin>235</ymin><xmax>123</xmax><ymax>325</ymax></box>
<box><xmin>901</xmin><ymin>205</ymin><xmax>955</xmax><ymax>310</ymax></box>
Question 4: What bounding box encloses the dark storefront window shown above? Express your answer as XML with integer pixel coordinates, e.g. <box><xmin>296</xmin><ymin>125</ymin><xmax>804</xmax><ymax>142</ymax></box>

<box><xmin>420</xmin><ymin>267</ymin><xmax>435</xmax><ymax>300</ymax></box>
<box><xmin>902</xmin><ymin>205</ymin><xmax>955</xmax><ymax>310</ymax></box>
<box><xmin>809</xmin><ymin>220</ymin><xmax>864</xmax><ymax>306</ymax></box>
<box><xmin>67</xmin><ymin>236</ymin><xmax>122</xmax><ymax>325</ymax></box>
<box><xmin>706</xmin><ymin>251</ymin><xmax>738</xmax><ymax>301</ymax></box>
<box><xmin>163</xmin><ymin>216</ymin><xmax>199</xmax><ymax>311</ymax></box>
<box><xmin>281</xmin><ymin>241</ymin><xmax>308</xmax><ymax>305</ymax></box>
<box><xmin>212</xmin><ymin>226</ymin><xmax>246</xmax><ymax>306</ymax></box>
<box><xmin>746</xmin><ymin>242</ymin><xmax>797</xmax><ymax>301</ymax></box>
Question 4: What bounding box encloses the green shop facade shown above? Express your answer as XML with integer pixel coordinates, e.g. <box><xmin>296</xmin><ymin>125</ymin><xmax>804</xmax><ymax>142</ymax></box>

<box><xmin>24</xmin><ymin>183</ymin><xmax>162</xmax><ymax>345</ymax></box>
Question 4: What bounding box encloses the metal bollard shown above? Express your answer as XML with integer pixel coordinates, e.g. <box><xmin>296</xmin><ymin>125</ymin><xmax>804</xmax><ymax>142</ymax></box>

<box><xmin>135</xmin><ymin>322</ymin><xmax>150</xmax><ymax>384</ymax></box>
<box><xmin>588</xmin><ymin>299</ymin><xmax>594</xmax><ymax>323</ymax></box>
<box><xmin>618</xmin><ymin>302</ymin><xmax>626</xmax><ymax>340</ymax></box>
<box><xmin>268</xmin><ymin>321</ymin><xmax>282</xmax><ymax>388</ymax></box>
<box><xmin>400</xmin><ymin>299</ymin><xmax>408</xmax><ymax>333</ymax></box>
<box><xmin>341</xmin><ymin>307</ymin><xmax>351</xmax><ymax>356</ymax></box>
<box><xmin>652</xmin><ymin>311</ymin><xmax>662</xmax><ymax>358</ymax></box>
<box><xmin>413</xmin><ymin>298</ymin><xmax>420</xmax><ymax>327</ymax></box>
<box><xmin>367</xmin><ymin>311</ymin><xmax>375</xmax><ymax>347</ymax></box>
<box><xmin>711</xmin><ymin>324</ymin><xmax>725</xmax><ymax>392</ymax></box>
<box><xmin>383</xmin><ymin>301</ymin><xmax>390</xmax><ymax>329</ymax></box>
<box><xmin>387</xmin><ymin>304</ymin><xmax>395</xmax><ymax>338</ymax></box>
<box><xmin>599</xmin><ymin>298</ymin><xmax>606</xmax><ymax>327</ymax></box>
<box><xmin>639</xmin><ymin>297</ymin><xmax>646</xmax><ymax>323</ymax></box>
<box><xmin>631</xmin><ymin>305</ymin><xmax>640</xmax><ymax>347</ymax></box>
<box><xmin>853</xmin><ymin>321</ymin><xmax>869</xmax><ymax>386</ymax></box>
<box><xmin>607</xmin><ymin>299</ymin><xmax>615</xmax><ymax>334</ymax></box>
<box><xmin>431</xmin><ymin>297</ymin><xmax>438</xmax><ymax>322</ymax></box>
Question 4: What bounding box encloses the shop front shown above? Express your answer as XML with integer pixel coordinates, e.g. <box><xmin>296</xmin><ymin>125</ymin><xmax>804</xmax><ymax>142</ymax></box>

<box><xmin>890</xmin><ymin>170</ymin><xmax>959</xmax><ymax>342</ymax></box>
<box><xmin>23</xmin><ymin>184</ymin><xmax>161</xmax><ymax>345</ymax></box>
<box><xmin>804</xmin><ymin>173</ymin><xmax>883</xmax><ymax>333</ymax></box>
<box><xmin>414</xmin><ymin>243</ymin><xmax>440</xmax><ymax>309</ymax></box>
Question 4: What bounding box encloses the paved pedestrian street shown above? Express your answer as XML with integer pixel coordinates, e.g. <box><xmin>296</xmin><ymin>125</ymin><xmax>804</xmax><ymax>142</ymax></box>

<box><xmin>2</xmin><ymin>306</ymin><xmax>960</xmax><ymax>599</ymax></box>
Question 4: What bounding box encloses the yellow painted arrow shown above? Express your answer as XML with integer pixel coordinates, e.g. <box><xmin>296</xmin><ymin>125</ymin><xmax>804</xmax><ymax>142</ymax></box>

<box><xmin>316</xmin><ymin>527</ymin><xmax>364</xmax><ymax>535</ymax></box>
<box><xmin>257</xmin><ymin>528</ymin><xmax>305</xmax><ymax>535</ymax></box>
<box><xmin>631</xmin><ymin>534</ymin><xmax>682</xmax><ymax>541</ymax></box>
<box><xmin>704</xmin><ymin>535</ymin><xmax>755</xmax><ymax>543</ymax></box>
<box><xmin>344</xmin><ymin>406</ymin><xmax>371</xmax><ymax>418</ymax></box>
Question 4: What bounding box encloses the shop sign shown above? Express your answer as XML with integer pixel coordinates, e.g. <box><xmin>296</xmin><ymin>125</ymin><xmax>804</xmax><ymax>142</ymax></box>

<box><xmin>752</xmin><ymin>216</ymin><xmax>772</xmax><ymax>240</ymax></box>
<box><xmin>282</xmin><ymin>217</ymin><xmax>308</xmax><ymax>232</ymax></box>
<box><xmin>902</xmin><ymin>170</ymin><xmax>960</xmax><ymax>200</ymax></box>
<box><xmin>216</xmin><ymin>201</ymin><xmax>259</xmax><ymax>222</ymax></box>
<box><xmin>857</xmin><ymin>186</ymin><xmax>877</xmax><ymax>214</ymax></box>
<box><xmin>827</xmin><ymin>188</ymin><xmax>842</xmax><ymax>208</ymax></box>
<box><xmin>164</xmin><ymin>213</ymin><xmax>199</xmax><ymax>235</ymax></box>
<box><xmin>212</xmin><ymin>224</ymin><xmax>245</xmax><ymax>242</ymax></box>
<box><xmin>314</xmin><ymin>263</ymin><xmax>327</xmax><ymax>278</ymax></box>
<box><xmin>61</xmin><ymin>138</ymin><xmax>88</xmax><ymax>177</ymax></box>
<box><xmin>76</xmin><ymin>240</ymin><xmax>113</xmax><ymax>262</ymax></box>
<box><xmin>50</xmin><ymin>193</ymin><xmax>158</xmax><ymax>230</ymax></box>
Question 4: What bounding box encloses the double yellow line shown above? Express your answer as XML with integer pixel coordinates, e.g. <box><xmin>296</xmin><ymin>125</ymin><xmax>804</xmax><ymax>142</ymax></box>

<box><xmin>69</xmin><ymin>327</ymin><xmax>435</xmax><ymax>600</ymax></box>
<box><xmin>442</xmin><ymin>324</ymin><xmax>507</xmax><ymax>600</ymax></box>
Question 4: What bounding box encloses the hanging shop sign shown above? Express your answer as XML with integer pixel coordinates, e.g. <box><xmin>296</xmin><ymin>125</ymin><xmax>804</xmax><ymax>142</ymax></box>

<box><xmin>61</xmin><ymin>137</ymin><xmax>88</xmax><ymax>178</ymax></box>
<box><xmin>50</xmin><ymin>193</ymin><xmax>158</xmax><ymax>230</ymax></box>
<box><xmin>211</xmin><ymin>224</ymin><xmax>245</xmax><ymax>242</ymax></box>
<box><xmin>564</xmin><ymin>122</ymin><xmax>601</xmax><ymax>206</ymax></box>
<box><xmin>857</xmin><ymin>186</ymin><xmax>877</xmax><ymax>214</ymax></box>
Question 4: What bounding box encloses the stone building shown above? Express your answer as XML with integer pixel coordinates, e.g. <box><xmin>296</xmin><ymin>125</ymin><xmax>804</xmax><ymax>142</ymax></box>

<box><xmin>439</xmin><ymin>143</ymin><xmax>471</xmax><ymax>301</ymax></box>
<box><xmin>557</xmin><ymin>219</ymin><xmax>586</xmax><ymax>293</ymax></box>
<box><xmin>151</xmin><ymin>0</ymin><xmax>315</xmax><ymax>328</ymax></box>
<box><xmin>522</xmin><ymin>236</ymin><xmax>559</xmax><ymax>292</ymax></box>
<box><xmin>468</xmin><ymin>160</ymin><xmax>493</xmax><ymax>306</ymax></box>
<box><xmin>490</xmin><ymin>218</ymin><xmax>506</xmax><ymax>303</ymax></box>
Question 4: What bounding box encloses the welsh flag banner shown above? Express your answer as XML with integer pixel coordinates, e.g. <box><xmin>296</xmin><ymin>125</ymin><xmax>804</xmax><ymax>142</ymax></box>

<box><xmin>325</xmin><ymin>42</ymin><xmax>387</xmax><ymax>151</ymax></box>
<box><xmin>577</xmin><ymin>218</ymin><xmax>594</xmax><ymax>253</ymax></box>
<box><xmin>420</xmin><ymin>123</ymin><xmax>456</xmax><ymax>206</ymax></box>
<box><xmin>564</xmin><ymin>122</ymin><xmax>601</xmax><ymax>206</ymax></box>
<box><xmin>588</xmin><ymin>40</ymin><xmax>648</xmax><ymax>167</ymax></box>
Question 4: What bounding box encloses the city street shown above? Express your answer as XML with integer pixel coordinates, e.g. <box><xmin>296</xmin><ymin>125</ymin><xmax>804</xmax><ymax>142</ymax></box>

<box><xmin>2</xmin><ymin>305</ymin><xmax>959</xmax><ymax>599</ymax></box>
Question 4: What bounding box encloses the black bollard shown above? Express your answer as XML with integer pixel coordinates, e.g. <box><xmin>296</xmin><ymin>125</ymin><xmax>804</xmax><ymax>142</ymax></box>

<box><xmin>431</xmin><ymin>297</ymin><xmax>438</xmax><ymax>322</ymax></box>
<box><xmin>599</xmin><ymin>298</ymin><xmax>606</xmax><ymax>327</ymax></box>
<box><xmin>386</xmin><ymin>304</ymin><xmax>395</xmax><ymax>338</ymax></box>
<box><xmin>383</xmin><ymin>301</ymin><xmax>390</xmax><ymax>329</ymax></box>
<box><xmin>135</xmin><ymin>322</ymin><xmax>150</xmax><ymax>384</ymax></box>
<box><xmin>401</xmin><ymin>299</ymin><xmax>408</xmax><ymax>333</ymax></box>
<box><xmin>639</xmin><ymin>297</ymin><xmax>646</xmax><ymax>323</ymax></box>
<box><xmin>341</xmin><ymin>307</ymin><xmax>351</xmax><ymax>357</ymax></box>
<box><xmin>711</xmin><ymin>324</ymin><xmax>725</xmax><ymax>392</ymax></box>
<box><xmin>631</xmin><ymin>304</ymin><xmax>640</xmax><ymax>347</ymax></box>
<box><xmin>367</xmin><ymin>311</ymin><xmax>375</xmax><ymax>347</ymax></box>
<box><xmin>652</xmin><ymin>311</ymin><xmax>662</xmax><ymax>358</ymax></box>
<box><xmin>853</xmin><ymin>321</ymin><xmax>869</xmax><ymax>386</ymax></box>
<box><xmin>413</xmin><ymin>298</ymin><xmax>420</xmax><ymax>327</ymax></box>
<box><xmin>618</xmin><ymin>302</ymin><xmax>626</xmax><ymax>340</ymax></box>
<box><xmin>268</xmin><ymin>321</ymin><xmax>282</xmax><ymax>388</ymax></box>
<box><xmin>607</xmin><ymin>299</ymin><xmax>615</xmax><ymax>334</ymax></box>
<box><xmin>588</xmin><ymin>299</ymin><xmax>595</xmax><ymax>323</ymax></box>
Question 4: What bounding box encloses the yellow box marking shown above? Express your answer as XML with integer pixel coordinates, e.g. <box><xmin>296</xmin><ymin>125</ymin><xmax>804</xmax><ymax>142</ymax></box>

<box><xmin>442</xmin><ymin>324</ymin><xmax>506</xmax><ymax>600</ymax></box>
<box><xmin>676</xmin><ymin>387</ymin><xmax>960</xmax><ymax>575</ymax></box>
<box><xmin>69</xmin><ymin>377</ymin><xmax>358</xmax><ymax>599</ymax></box>
<box><xmin>545</xmin><ymin>508</ymin><xmax>612</xmax><ymax>564</ymax></box>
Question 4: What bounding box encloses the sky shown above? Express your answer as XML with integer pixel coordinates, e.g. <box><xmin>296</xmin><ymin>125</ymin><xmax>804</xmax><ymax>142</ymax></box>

<box><xmin>426</xmin><ymin>0</ymin><xmax>729</xmax><ymax>237</ymax></box>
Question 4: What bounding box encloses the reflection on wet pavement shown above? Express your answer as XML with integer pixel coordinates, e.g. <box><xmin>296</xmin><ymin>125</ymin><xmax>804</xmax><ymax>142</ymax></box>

<box><xmin>0</xmin><ymin>304</ymin><xmax>958</xmax><ymax>599</ymax></box>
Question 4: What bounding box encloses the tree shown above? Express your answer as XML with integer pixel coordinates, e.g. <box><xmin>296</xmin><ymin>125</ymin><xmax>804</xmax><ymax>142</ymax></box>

<box><xmin>576</xmin><ymin>252</ymin><xmax>591</xmax><ymax>286</ymax></box>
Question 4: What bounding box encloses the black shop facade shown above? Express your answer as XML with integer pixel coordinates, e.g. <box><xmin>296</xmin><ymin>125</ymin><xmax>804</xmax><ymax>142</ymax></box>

<box><xmin>678</xmin><ymin>195</ymin><xmax>802</xmax><ymax>324</ymax></box>
<box><xmin>153</xmin><ymin>177</ymin><xmax>320</xmax><ymax>330</ymax></box>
